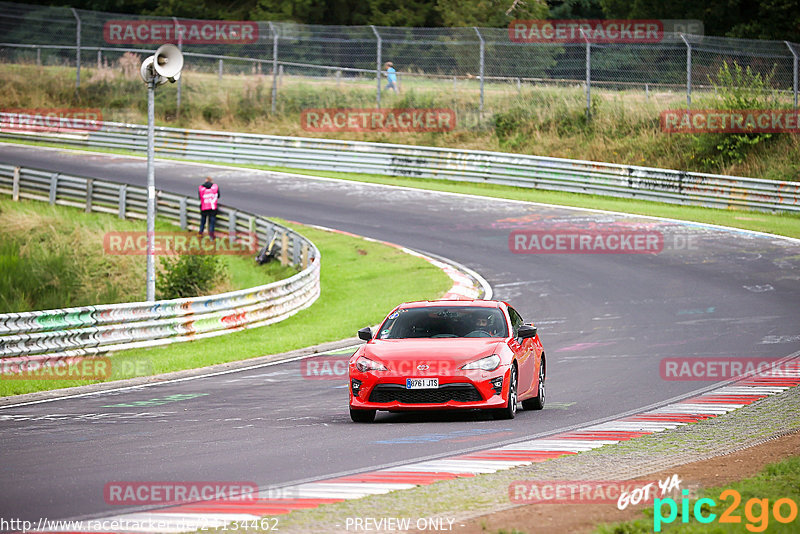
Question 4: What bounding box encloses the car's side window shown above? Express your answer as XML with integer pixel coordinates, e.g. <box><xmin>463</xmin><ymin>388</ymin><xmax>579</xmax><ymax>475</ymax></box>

<box><xmin>508</xmin><ymin>307</ymin><xmax>523</xmax><ymax>338</ymax></box>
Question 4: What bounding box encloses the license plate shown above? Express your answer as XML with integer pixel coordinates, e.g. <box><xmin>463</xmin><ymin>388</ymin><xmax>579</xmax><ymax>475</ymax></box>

<box><xmin>406</xmin><ymin>378</ymin><xmax>439</xmax><ymax>389</ymax></box>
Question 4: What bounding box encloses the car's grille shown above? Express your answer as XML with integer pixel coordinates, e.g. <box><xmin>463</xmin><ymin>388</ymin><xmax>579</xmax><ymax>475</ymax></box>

<box><xmin>369</xmin><ymin>383</ymin><xmax>483</xmax><ymax>404</ymax></box>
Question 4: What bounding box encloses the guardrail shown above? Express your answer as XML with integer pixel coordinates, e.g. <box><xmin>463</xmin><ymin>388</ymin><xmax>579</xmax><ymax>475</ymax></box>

<box><xmin>1</xmin><ymin>114</ymin><xmax>798</xmax><ymax>213</ymax></box>
<box><xmin>0</xmin><ymin>163</ymin><xmax>321</xmax><ymax>363</ymax></box>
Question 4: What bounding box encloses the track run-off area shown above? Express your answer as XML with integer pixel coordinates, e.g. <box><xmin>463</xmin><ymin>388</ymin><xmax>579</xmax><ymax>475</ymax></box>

<box><xmin>1</xmin><ymin>143</ymin><xmax>799</xmax><ymax>530</ymax></box>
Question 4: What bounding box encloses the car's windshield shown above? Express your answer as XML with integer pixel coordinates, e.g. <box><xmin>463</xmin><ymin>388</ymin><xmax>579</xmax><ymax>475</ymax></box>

<box><xmin>377</xmin><ymin>306</ymin><xmax>508</xmax><ymax>339</ymax></box>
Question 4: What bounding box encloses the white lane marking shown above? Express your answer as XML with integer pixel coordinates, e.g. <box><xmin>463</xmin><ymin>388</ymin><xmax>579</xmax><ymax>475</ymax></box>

<box><xmin>0</xmin><ymin>345</ymin><xmax>361</xmax><ymax>410</ymax></box>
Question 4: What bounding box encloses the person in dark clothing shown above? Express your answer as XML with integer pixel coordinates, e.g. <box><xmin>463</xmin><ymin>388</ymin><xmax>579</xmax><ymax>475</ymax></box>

<box><xmin>198</xmin><ymin>176</ymin><xmax>219</xmax><ymax>239</ymax></box>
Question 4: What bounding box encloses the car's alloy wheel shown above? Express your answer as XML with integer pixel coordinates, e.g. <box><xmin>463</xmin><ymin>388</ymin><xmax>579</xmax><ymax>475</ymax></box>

<box><xmin>522</xmin><ymin>360</ymin><xmax>545</xmax><ymax>410</ymax></box>
<box><xmin>493</xmin><ymin>366</ymin><xmax>517</xmax><ymax>420</ymax></box>
<box><xmin>350</xmin><ymin>408</ymin><xmax>376</xmax><ymax>423</ymax></box>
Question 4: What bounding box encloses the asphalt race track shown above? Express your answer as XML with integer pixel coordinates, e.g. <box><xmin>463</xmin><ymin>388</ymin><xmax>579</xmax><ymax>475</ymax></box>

<box><xmin>1</xmin><ymin>144</ymin><xmax>799</xmax><ymax>525</ymax></box>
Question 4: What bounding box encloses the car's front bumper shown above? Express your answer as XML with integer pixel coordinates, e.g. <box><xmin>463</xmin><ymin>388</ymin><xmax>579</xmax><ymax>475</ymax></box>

<box><xmin>349</xmin><ymin>365</ymin><xmax>510</xmax><ymax>411</ymax></box>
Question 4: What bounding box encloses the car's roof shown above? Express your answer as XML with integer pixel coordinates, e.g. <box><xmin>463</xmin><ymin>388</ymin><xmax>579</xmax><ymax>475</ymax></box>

<box><xmin>395</xmin><ymin>300</ymin><xmax>504</xmax><ymax>309</ymax></box>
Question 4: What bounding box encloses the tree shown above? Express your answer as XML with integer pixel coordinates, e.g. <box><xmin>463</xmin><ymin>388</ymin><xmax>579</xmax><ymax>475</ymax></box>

<box><xmin>547</xmin><ymin>0</ymin><xmax>605</xmax><ymax>19</ymax></box>
<box><xmin>436</xmin><ymin>0</ymin><xmax>549</xmax><ymax>28</ymax></box>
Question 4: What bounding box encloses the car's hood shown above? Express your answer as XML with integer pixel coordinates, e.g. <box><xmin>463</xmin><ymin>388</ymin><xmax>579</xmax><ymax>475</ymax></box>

<box><xmin>364</xmin><ymin>338</ymin><xmax>502</xmax><ymax>366</ymax></box>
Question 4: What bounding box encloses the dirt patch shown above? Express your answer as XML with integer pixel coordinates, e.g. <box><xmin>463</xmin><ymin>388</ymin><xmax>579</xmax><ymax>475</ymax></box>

<box><xmin>457</xmin><ymin>429</ymin><xmax>800</xmax><ymax>534</ymax></box>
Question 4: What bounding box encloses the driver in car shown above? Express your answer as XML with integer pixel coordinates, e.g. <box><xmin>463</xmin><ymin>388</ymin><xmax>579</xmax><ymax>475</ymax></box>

<box><xmin>471</xmin><ymin>313</ymin><xmax>499</xmax><ymax>336</ymax></box>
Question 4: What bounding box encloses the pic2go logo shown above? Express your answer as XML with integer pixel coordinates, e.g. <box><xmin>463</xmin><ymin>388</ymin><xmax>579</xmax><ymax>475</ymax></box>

<box><xmin>654</xmin><ymin>489</ymin><xmax>798</xmax><ymax>532</ymax></box>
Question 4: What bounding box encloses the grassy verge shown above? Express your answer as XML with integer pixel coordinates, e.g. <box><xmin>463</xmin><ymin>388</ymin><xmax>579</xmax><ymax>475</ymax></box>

<box><xmin>1</xmin><ymin>63</ymin><xmax>798</xmax><ymax>180</ymax></box>
<box><xmin>0</xmin><ymin>197</ymin><xmax>293</xmax><ymax>311</ymax></box>
<box><xmin>0</xmin><ymin>222</ymin><xmax>452</xmax><ymax>396</ymax></box>
<box><xmin>596</xmin><ymin>456</ymin><xmax>800</xmax><ymax>533</ymax></box>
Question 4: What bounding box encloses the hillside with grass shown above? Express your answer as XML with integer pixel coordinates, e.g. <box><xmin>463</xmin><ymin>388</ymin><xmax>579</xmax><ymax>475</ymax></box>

<box><xmin>1</xmin><ymin>61</ymin><xmax>797</xmax><ymax>182</ymax></box>
<box><xmin>0</xmin><ymin>198</ymin><xmax>296</xmax><ymax>312</ymax></box>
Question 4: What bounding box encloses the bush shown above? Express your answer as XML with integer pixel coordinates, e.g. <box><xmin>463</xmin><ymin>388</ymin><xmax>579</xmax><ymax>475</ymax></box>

<box><xmin>156</xmin><ymin>254</ymin><xmax>227</xmax><ymax>299</ymax></box>
<box><xmin>693</xmin><ymin>61</ymin><xmax>779</xmax><ymax>170</ymax></box>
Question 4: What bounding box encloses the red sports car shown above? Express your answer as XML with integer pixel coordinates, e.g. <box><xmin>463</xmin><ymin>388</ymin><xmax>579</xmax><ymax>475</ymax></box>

<box><xmin>348</xmin><ymin>300</ymin><xmax>546</xmax><ymax>423</ymax></box>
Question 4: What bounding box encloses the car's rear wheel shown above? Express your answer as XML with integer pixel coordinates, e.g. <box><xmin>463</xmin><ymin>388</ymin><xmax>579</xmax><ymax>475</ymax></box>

<box><xmin>522</xmin><ymin>359</ymin><xmax>545</xmax><ymax>411</ymax></box>
<box><xmin>493</xmin><ymin>366</ymin><xmax>517</xmax><ymax>420</ymax></box>
<box><xmin>350</xmin><ymin>408</ymin><xmax>376</xmax><ymax>423</ymax></box>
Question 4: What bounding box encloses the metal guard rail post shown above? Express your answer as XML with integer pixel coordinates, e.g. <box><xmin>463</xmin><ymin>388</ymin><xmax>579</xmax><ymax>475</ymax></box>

<box><xmin>0</xmin><ymin>162</ymin><xmax>321</xmax><ymax>363</ymax></box>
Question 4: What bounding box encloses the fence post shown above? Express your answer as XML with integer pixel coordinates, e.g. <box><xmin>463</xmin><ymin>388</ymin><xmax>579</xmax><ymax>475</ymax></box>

<box><xmin>474</xmin><ymin>27</ymin><xmax>485</xmax><ymax>115</ymax></box>
<box><xmin>36</xmin><ymin>46</ymin><xmax>41</xmax><ymax>66</ymax></box>
<box><xmin>680</xmin><ymin>33</ymin><xmax>692</xmax><ymax>110</ymax></box>
<box><xmin>786</xmin><ymin>41</ymin><xmax>798</xmax><ymax>110</ymax></box>
<box><xmin>280</xmin><ymin>232</ymin><xmax>289</xmax><ymax>265</ymax></box>
<box><xmin>371</xmin><ymin>25</ymin><xmax>382</xmax><ymax>107</ymax></box>
<box><xmin>269</xmin><ymin>22</ymin><xmax>278</xmax><ymax>114</ymax></box>
<box><xmin>583</xmin><ymin>30</ymin><xmax>591</xmax><ymax>120</ymax></box>
<box><xmin>228</xmin><ymin>209</ymin><xmax>237</xmax><ymax>239</ymax></box>
<box><xmin>12</xmin><ymin>167</ymin><xmax>20</xmax><ymax>201</ymax></box>
<box><xmin>71</xmin><ymin>8</ymin><xmax>81</xmax><ymax>90</ymax></box>
<box><xmin>218</xmin><ymin>59</ymin><xmax>223</xmax><ymax>80</ymax></box>
<box><xmin>173</xmin><ymin>17</ymin><xmax>183</xmax><ymax>120</ymax></box>
<box><xmin>179</xmin><ymin>197</ymin><xmax>187</xmax><ymax>229</ymax></box>
<box><xmin>85</xmin><ymin>178</ymin><xmax>93</xmax><ymax>213</ymax></box>
<box><xmin>49</xmin><ymin>173</ymin><xmax>59</xmax><ymax>205</ymax></box>
<box><xmin>118</xmin><ymin>184</ymin><xmax>127</xmax><ymax>219</ymax></box>
<box><xmin>97</xmin><ymin>49</ymin><xmax>101</xmax><ymax>69</ymax></box>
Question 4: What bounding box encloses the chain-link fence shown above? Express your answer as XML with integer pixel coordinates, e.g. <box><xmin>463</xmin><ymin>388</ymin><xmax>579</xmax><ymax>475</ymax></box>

<box><xmin>0</xmin><ymin>1</ymin><xmax>798</xmax><ymax>118</ymax></box>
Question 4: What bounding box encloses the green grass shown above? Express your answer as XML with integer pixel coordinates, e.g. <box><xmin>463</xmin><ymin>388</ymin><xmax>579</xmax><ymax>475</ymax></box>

<box><xmin>2</xmin><ymin>62</ymin><xmax>799</xmax><ymax>180</ymax></box>
<box><xmin>0</xmin><ymin>222</ymin><xmax>452</xmax><ymax>396</ymax></box>
<box><xmin>0</xmin><ymin>197</ymin><xmax>293</xmax><ymax>312</ymax></box>
<box><xmin>595</xmin><ymin>456</ymin><xmax>800</xmax><ymax>533</ymax></box>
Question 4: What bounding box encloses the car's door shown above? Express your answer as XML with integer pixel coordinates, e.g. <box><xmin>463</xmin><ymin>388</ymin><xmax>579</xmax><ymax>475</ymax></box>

<box><xmin>508</xmin><ymin>306</ymin><xmax>535</xmax><ymax>395</ymax></box>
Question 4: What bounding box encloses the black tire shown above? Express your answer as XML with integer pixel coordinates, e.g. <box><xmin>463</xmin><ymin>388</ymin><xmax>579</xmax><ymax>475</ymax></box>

<box><xmin>350</xmin><ymin>408</ymin><xmax>376</xmax><ymax>423</ymax></box>
<box><xmin>492</xmin><ymin>365</ymin><xmax>518</xmax><ymax>420</ymax></box>
<box><xmin>522</xmin><ymin>359</ymin><xmax>545</xmax><ymax>411</ymax></box>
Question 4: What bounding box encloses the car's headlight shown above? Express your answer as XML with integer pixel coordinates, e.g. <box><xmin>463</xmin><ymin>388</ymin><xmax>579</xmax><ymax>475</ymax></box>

<box><xmin>355</xmin><ymin>355</ymin><xmax>388</xmax><ymax>372</ymax></box>
<box><xmin>461</xmin><ymin>354</ymin><xmax>501</xmax><ymax>371</ymax></box>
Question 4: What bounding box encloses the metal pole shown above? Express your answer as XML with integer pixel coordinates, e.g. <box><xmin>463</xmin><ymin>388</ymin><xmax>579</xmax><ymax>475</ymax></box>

<box><xmin>218</xmin><ymin>59</ymin><xmax>223</xmax><ymax>80</ymax></box>
<box><xmin>371</xmin><ymin>25</ymin><xmax>382</xmax><ymax>107</ymax></box>
<box><xmin>474</xmin><ymin>27</ymin><xmax>485</xmax><ymax>115</ymax></box>
<box><xmin>269</xmin><ymin>22</ymin><xmax>278</xmax><ymax>114</ymax></box>
<box><xmin>173</xmin><ymin>17</ymin><xmax>182</xmax><ymax>120</ymax></box>
<box><xmin>146</xmin><ymin>79</ymin><xmax>156</xmax><ymax>302</ymax></box>
<box><xmin>36</xmin><ymin>47</ymin><xmax>40</xmax><ymax>66</ymax></box>
<box><xmin>584</xmin><ymin>31</ymin><xmax>591</xmax><ymax>120</ymax></box>
<box><xmin>680</xmin><ymin>33</ymin><xmax>692</xmax><ymax>110</ymax></box>
<box><xmin>97</xmin><ymin>49</ymin><xmax>101</xmax><ymax>69</ymax></box>
<box><xmin>71</xmin><ymin>8</ymin><xmax>81</xmax><ymax>90</ymax></box>
<box><xmin>786</xmin><ymin>41</ymin><xmax>798</xmax><ymax>110</ymax></box>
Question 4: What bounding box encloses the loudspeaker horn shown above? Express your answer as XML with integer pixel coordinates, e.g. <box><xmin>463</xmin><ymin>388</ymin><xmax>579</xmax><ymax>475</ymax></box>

<box><xmin>153</xmin><ymin>44</ymin><xmax>184</xmax><ymax>83</ymax></box>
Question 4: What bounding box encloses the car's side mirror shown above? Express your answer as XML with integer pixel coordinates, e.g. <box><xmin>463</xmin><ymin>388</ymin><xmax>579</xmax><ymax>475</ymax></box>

<box><xmin>357</xmin><ymin>327</ymin><xmax>373</xmax><ymax>341</ymax></box>
<box><xmin>517</xmin><ymin>324</ymin><xmax>537</xmax><ymax>339</ymax></box>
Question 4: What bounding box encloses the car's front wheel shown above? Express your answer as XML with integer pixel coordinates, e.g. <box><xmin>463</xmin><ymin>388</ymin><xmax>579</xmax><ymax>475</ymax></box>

<box><xmin>522</xmin><ymin>359</ymin><xmax>545</xmax><ymax>411</ymax></box>
<box><xmin>493</xmin><ymin>366</ymin><xmax>517</xmax><ymax>420</ymax></box>
<box><xmin>350</xmin><ymin>408</ymin><xmax>376</xmax><ymax>423</ymax></box>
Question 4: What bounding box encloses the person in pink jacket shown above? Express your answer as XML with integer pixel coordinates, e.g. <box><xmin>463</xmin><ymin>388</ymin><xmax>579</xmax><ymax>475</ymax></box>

<box><xmin>198</xmin><ymin>176</ymin><xmax>219</xmax><ymax>239</ymax></box>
